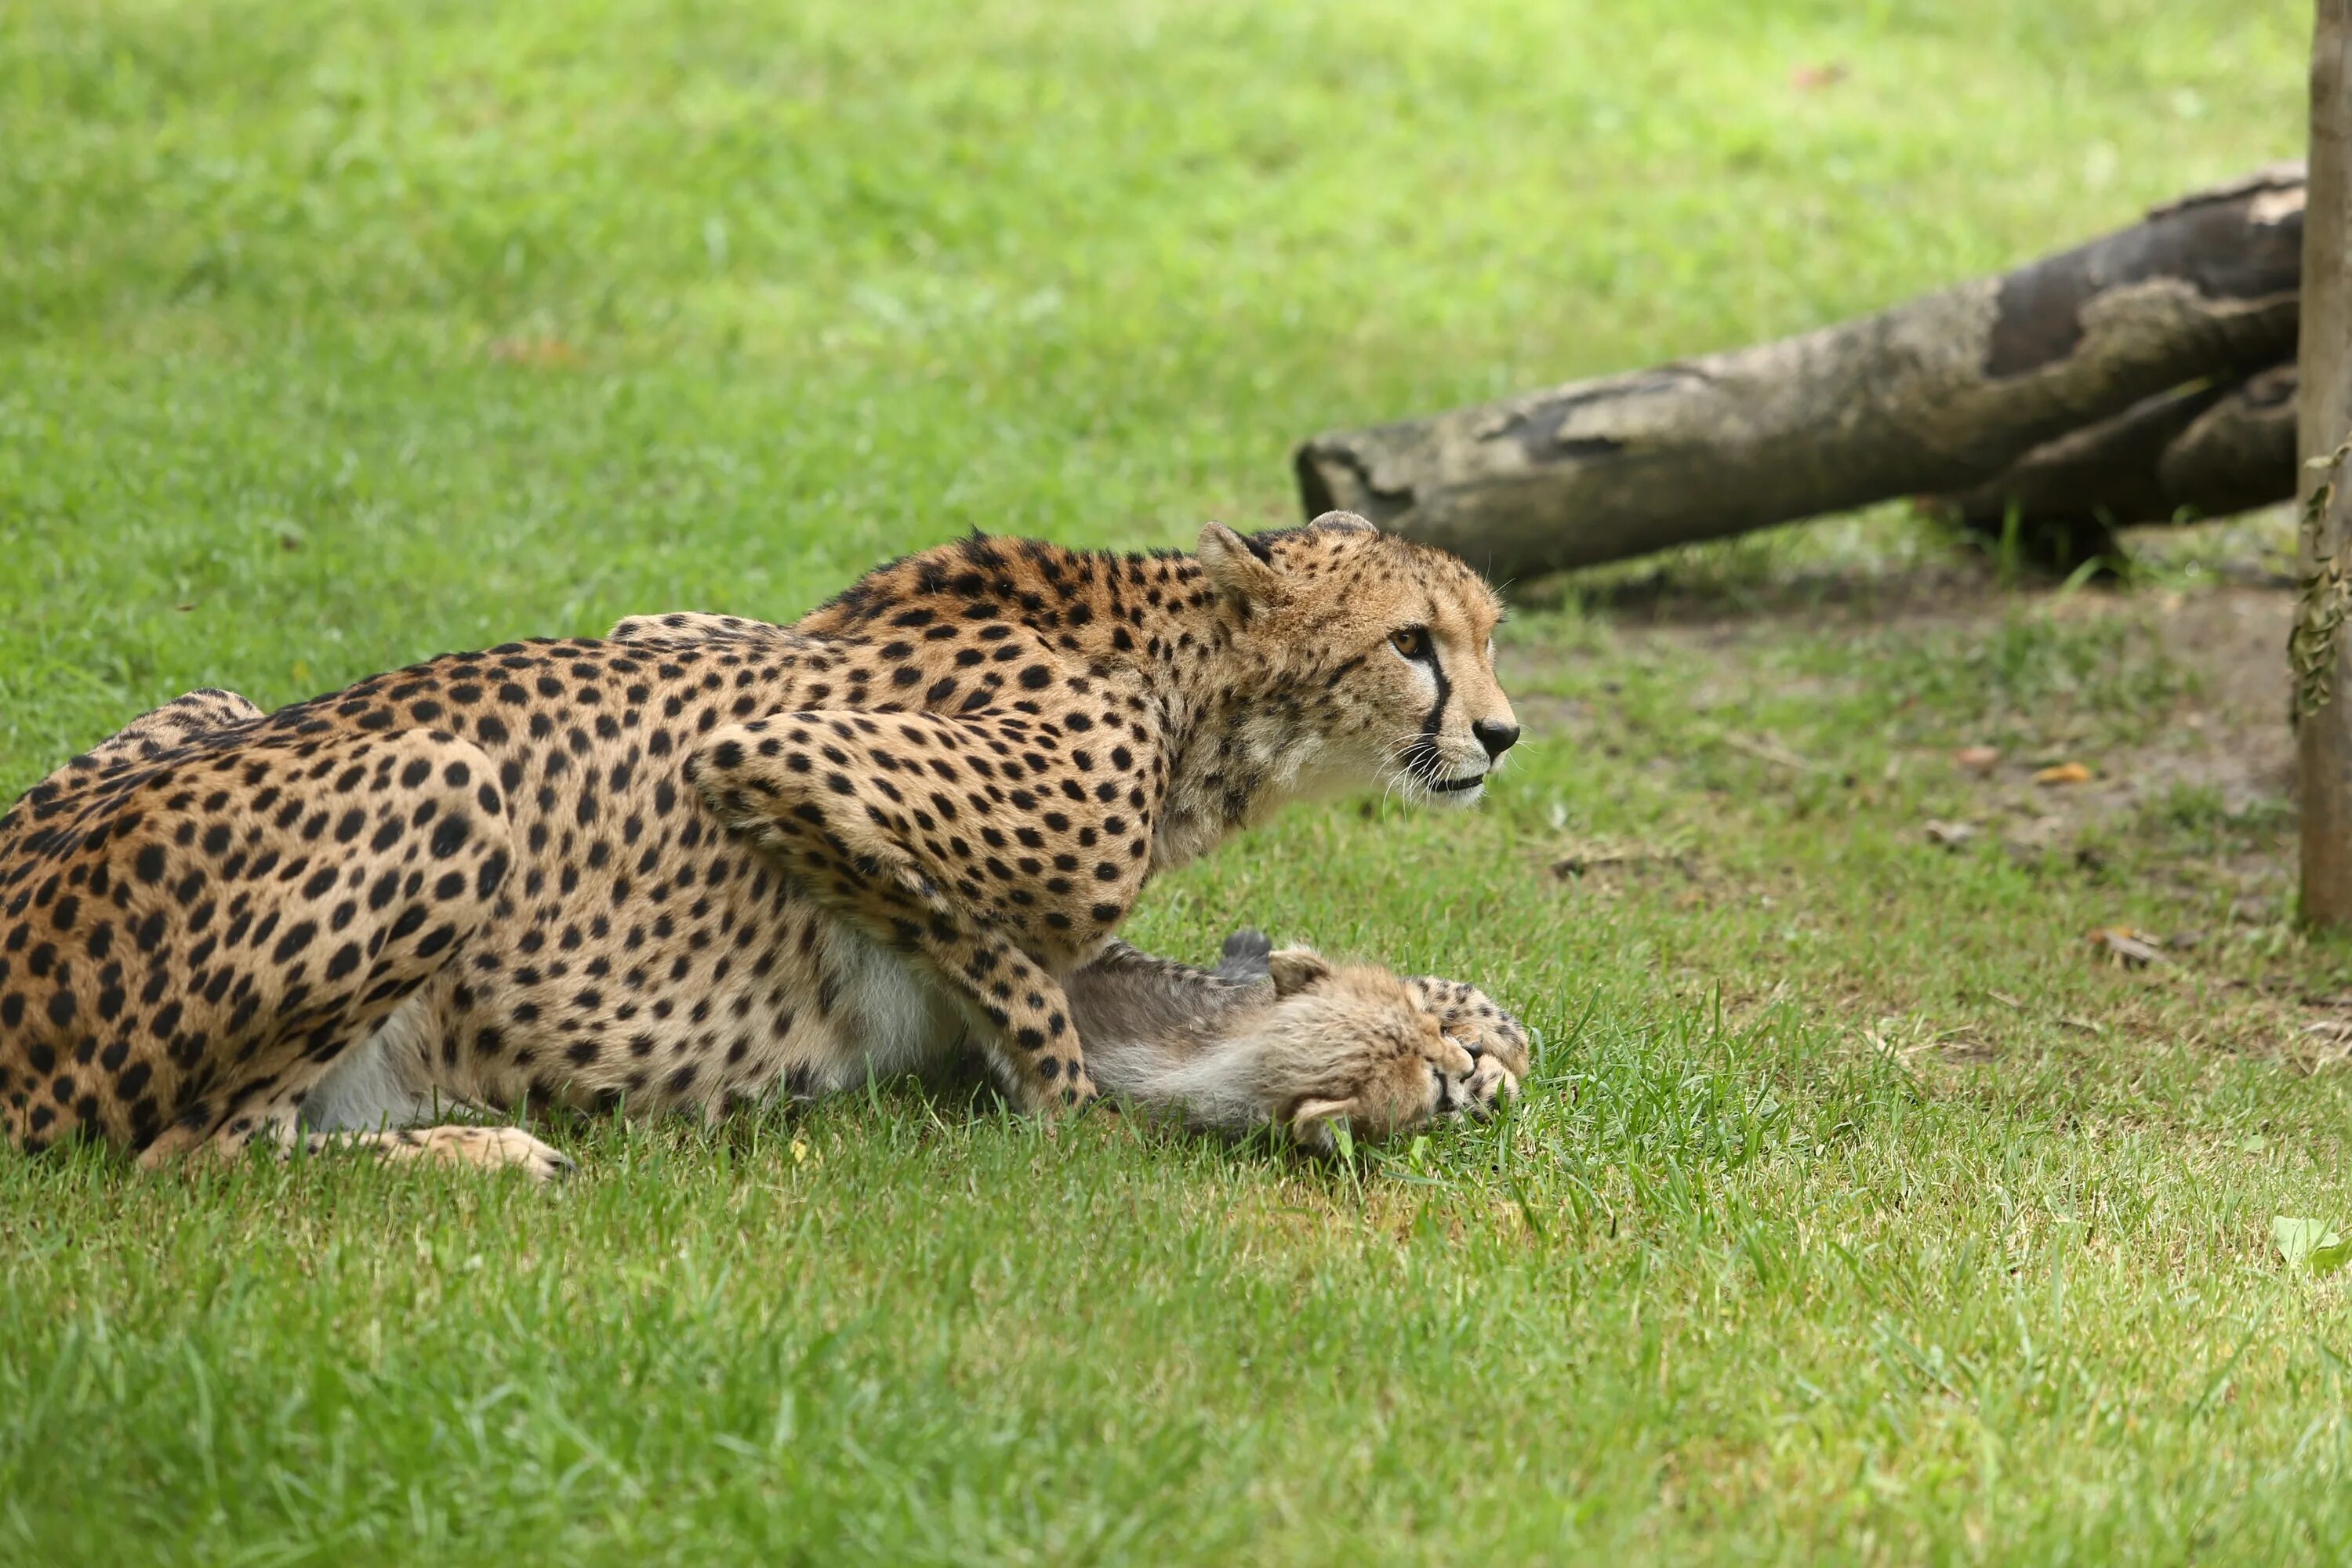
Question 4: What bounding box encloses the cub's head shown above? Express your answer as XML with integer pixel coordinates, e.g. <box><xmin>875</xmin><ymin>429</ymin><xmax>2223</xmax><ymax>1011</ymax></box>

<box><xmin>1250</xmin><ymin>948</ymin><xmax>1487</xmax><ymax>1152</ymax></box>
<box><xmin>1195</xmin><ymin>512</ymin><xmax>1518</xmax><ymax>808</ymax></box>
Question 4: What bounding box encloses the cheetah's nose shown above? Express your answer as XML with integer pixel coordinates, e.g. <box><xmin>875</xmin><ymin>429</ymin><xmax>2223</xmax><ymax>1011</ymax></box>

<box><xmin>1472</xmin><ymin>719</ymin><xmax>1520</xmax><ymax>761</ymax></box>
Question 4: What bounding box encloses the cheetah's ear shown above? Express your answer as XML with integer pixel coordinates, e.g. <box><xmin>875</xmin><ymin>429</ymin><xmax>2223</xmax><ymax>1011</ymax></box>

<box><xmin>1196</xmin><ymin>522</ymin><xmax>1287</xmax><ymax>608</ymax></box>
<box><xmin>1307</xmin><ymin>510</ymin><xmax>1377</xmax><ymax>535</ymax></box>
<box><xmin>1265</xmin><ymin>947</ymin><xmax>1332</xmax><ymax>996</ymax></box>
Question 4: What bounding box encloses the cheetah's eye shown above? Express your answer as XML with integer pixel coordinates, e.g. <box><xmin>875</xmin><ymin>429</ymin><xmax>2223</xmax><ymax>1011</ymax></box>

<box><xmin>1388</xmin><ymin>626</ymin><xmax>1429</xmax><ymax>661</ymax></box>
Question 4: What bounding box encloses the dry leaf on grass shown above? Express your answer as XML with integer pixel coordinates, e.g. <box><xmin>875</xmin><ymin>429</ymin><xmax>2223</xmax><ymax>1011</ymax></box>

<box><xmin>1791</xmin><ymin>62</ymin><xmax>1849</xmax><ymax>90</ymax></box>
<box><xmin>2034</xmin><ymin>761</ymin><xmax>2094</xmax><ymax>786</ymax></box>
<box><xmin>1923</xmin><ymin>819</ymin><xmax>1976</xmax><ymax>850</ymax></box>
<box><xmin>2085</xmin><ymin>927</ymin><xmax>2166</xmax><ymax>967</ymax></box>
<box><xmin>1954</xmin><ymin>746</ymin><xmax>2001</xmax><ymax>774</ymax></box>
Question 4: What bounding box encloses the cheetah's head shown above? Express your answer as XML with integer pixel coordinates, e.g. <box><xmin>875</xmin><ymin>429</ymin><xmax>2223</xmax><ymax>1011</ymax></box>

<box><xmin>1195</xmin><ymin>512</ymin><xmax>1518</xmax><ymax>810</ymax></box>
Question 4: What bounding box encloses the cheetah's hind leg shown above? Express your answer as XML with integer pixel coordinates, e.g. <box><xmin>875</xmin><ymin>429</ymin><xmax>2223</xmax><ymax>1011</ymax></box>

<box><xmin>274</xmin><ymin>996</ymin><xmax>575</xmax><ymax>1181</ymax></box>
<box><xmin>283</xmin><ymin>1124</ymin><xmax>575</xmax><ymax>1182</ymax></box>
<box><xmin>0</xmin><ymin>688</ymin><xmax>265</xmax><ymax>868</ymax></box>
<box><xmin>4</xmin><ymin>715</ymin><xmax>515</xmax><ymax>1161</ymax></box>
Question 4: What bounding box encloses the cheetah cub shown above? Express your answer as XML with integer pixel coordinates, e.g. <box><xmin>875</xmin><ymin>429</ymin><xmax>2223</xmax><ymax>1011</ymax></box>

<box><xmin>1069</xmin><ymin>931</ymin><xmax>1528</xmax><ymax>1150</ymax></box>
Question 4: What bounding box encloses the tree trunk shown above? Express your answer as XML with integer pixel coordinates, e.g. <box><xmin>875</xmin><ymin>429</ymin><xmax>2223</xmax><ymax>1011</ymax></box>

<box><xmin>1932</xmin><ymin>364</ymin><xmax>2296</xmax><ymax>561</ymax></box>
<box><xmin>2299</xmin><ymin>1</ymin><xmax>2352</xmax><ymax>927</ymax></box>
<box><xmin>1297</xmin><ymin>166</ymin><xmax>2307</xmax><ymax>582</ymax></box>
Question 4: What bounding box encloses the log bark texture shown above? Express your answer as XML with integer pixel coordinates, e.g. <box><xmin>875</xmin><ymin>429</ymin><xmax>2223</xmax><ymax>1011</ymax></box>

<box><xmin>1935</xmin><ymin>363</ymin><xmax>2296</xmax><ymax>550</ymax></box>
<box><xmin>2299</xmin><ymin>1</ymin><xmax>2352</xmax><ymax>926</ymax></box>
<box><xmin>2164</xmin><ymin>364</ymin><xmax>2299</xmax><ymax>509</ymax></box>
<box><xmin>1297</xmin><ymin>166</ymin><xmax>2307</xmax><ymax>580</ymax></box>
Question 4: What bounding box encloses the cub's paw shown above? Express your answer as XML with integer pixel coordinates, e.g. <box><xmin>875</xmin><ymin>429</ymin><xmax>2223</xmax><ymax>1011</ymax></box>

<box><xmin>1402</xmin><ymin>975</ymin><xmax>1530</xmax><ymax>1118</ymax></box>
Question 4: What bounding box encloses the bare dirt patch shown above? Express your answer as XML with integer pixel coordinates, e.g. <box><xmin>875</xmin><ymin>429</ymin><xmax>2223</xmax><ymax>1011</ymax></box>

<box><xmin>1552</xmin><ymin>567</ymin><xmax>2298</xmax><ymax>861</ymax></box>
<box><xmin>1507</xmin><ymin>546</ymin><xmax>2339</xmax><ymax>1061</ymax></box>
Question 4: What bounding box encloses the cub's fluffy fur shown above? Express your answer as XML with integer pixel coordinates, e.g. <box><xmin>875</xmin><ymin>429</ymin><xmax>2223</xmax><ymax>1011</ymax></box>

<box><xmin>1071</xmin><ymin>932</ymin><xmax>1494</xmax><ymax>1151</ymax></box>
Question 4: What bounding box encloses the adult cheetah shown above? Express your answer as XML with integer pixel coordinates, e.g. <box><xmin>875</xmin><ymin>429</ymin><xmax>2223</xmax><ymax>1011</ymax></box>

<box><xmin>0</xmin><ymin>513</ymin><xmax>1529</xmax><ymax>1175</ymax></box>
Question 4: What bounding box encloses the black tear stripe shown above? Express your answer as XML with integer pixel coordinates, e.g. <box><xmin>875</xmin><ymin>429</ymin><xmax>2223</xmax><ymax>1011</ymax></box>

<box><xmin>1399</xmin><ymin>644</ymin><xmax>1455</xmax><ymax>786</ymax></box>
<box><xmin>1420</xmin><ymin>647</ymin><xmax>1452</xmax><ymax>741</ymax></box>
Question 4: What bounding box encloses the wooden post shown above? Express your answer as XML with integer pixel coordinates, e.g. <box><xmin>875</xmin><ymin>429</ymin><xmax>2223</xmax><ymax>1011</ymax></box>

<box><xmin>2300</xmin><ymin>1</ymin><xmax>2352</xmax><ymax>925</ymax></box>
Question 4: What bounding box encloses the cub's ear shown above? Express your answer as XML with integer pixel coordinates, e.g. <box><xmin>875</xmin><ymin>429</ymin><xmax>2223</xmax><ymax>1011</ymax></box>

<box><xmin>1265</xmin><ymin>947</ymin><xmax>1332</xmax><ymax>996</ymax></box>
<box><xmin>1307</xmin><ymin>510</ymin><xmax>1377</xmax><ymax>535</ymax></box>
<box><xmin>1195</xmin><ymin>521</ymin><xmax>1286</xmax><ymax>607</ymax></box>
<box><xmin>1287</xmin><ymin>1096</ymin><xmax>1359</xmax><ymax>1153</ymax></box>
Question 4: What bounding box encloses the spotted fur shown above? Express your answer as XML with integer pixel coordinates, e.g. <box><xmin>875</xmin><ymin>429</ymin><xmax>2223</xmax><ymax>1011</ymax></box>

<box><xmin>0</xmin><ymin>514</ymin><xmax>1526</xmax><ymax>1173</ymax></box>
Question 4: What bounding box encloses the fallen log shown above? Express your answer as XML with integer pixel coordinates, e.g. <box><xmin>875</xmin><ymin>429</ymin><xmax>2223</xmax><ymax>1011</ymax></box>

<box><xmin>1296</xmin><ymin>165</ymin><xmax>2307</xmax><ymax>581</ymax></box>
<box><xmin>2164</xmin><ymin>361</ymin><xmax>2299</xmax><ymax>510</ymax></box>
<box><xmin>1931</xmin><ymin>363</ymin><xmax>2296</xmax><ymax>561</ymax></box>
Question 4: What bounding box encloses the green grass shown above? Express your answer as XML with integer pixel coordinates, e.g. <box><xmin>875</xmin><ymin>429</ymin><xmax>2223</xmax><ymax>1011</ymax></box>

<box><xmin>4</xmin><ymin>0</ymin><xmax>2349</xmax><ymax>1561</ymax></box>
